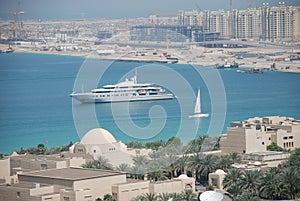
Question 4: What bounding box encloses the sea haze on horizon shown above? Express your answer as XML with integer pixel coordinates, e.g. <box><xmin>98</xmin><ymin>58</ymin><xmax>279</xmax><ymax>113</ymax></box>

<box><xmin>1</xmin><ymin>0</ymin><xmax>300</xmax><ymax>20</ymax></box>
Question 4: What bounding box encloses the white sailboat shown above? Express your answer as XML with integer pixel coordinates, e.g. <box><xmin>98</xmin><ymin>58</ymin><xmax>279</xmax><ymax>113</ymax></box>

<box><xmin>189</xmin><ymin>88</ymin><xmax>209</xmax><ymax>118</ymax></box>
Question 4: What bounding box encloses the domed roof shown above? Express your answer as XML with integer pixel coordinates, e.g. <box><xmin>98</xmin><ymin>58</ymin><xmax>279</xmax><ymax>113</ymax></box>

<box><xmin>215</xmin><ymin>169</ymin><xmax>226</xmax><ymax>174</ymax></box>
<box><xmin>81</xmin><ymin>128</ymin><xmax>116</xmax><ymax>145</ymax></box>
<box><xmin>178</xmin><ymin>174</ymin><xmax>189</xmax><ymax>179</ymax></box>
<box><xmin>199</xmin><ymin>191</ymin><xmax>223</xmax><ymax>201</ymax></box>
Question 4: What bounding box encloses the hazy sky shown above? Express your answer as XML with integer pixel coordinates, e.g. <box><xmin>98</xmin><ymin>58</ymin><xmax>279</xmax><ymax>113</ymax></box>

<box><xmin>0</xmin><ymin>0</ymin><xmax>300</xmax><ymax>20</ymax></box>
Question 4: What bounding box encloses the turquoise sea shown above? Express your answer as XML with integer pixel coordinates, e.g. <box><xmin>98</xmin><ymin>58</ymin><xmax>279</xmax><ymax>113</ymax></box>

<box><xmin>0</xmin><ymin>53</ymin><xmax>300</xmax><ymax>153</ymax></box>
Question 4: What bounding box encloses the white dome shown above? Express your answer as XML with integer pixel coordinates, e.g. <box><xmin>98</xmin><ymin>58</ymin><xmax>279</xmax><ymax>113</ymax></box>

<box><xmin>215</xmin><ymin>169</ymin><xmax>226</xmax><ymax>174</ymax></box>
<box><xmin>200</xmin><ymin>191</ymin><xmax>223</xmax><ymax>201</ymax></box>
<box><xmin>81</xmin><ymin>128</ymin><xmax>116</xmax><ymax>145</ymax></box>
<box><xmin>178</xmin><ymin>174</ymin><xmax>189</xmax><ymax>179</ymax></box>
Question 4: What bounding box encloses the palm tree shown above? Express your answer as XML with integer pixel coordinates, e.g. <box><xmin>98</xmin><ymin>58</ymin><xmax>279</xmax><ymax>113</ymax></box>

<box><xmin>234</xmin><ymin>192</ymin><xmax>260</xmax><ymax>201</ymax></box>
<box><xmin>82</xmin><ymin>161</ymin><xmax>94</xmax><ymax>168</ymax></box>
<box><xmin>180</xmin><ymin>189</ymin><xmax>197</xmax><ymax>201</ymax></box>
<box><xmin>142</xmin><ymin>193</ymin><xmax>157</xmax><ymax>201</ymax></box>
<box><xmin>280</xmin><ymin>167</ymin><xmax>300</xmax><ymax>199</ymax></box>
<box><xmin>239</xmin><ymin>170</ymin><xmax>262</xmax><ymax>196</ymax></box>
<box><xmin>131</xmin><ymin>195</ymin><xmax>143</xmax><ymax>201</ymax></box>
<box><xmin>116</xmin><ymin>163</ymin><xmax>131</xmax><ymax>173</ymax></box>
<box><xmin>169</xmin><ymin>192</ymin><xmax>182</xmax><ymax>201</ymax></box>
<box><xmin>216</xmin><ymin>155</ymin><xmax>233</xmax><ymax>171</ymax></box>
<box><xmin>229</xmin><ymin>152</ymin><xmax>241</xmax><ymax>164</ymax></box>
<box><xmin>259</xmin><ymin>167</ymin><xmax>287</xmax><ymax>200</ymax></box>
<box><xmin>133</xmin><ymin>155</ymin><xmax>148</xmax><ymax>167</ymax></box>
<box><xmin>94</xmin><ymin>156</ymin><xmax>113</xmax><ymax>170</ymax></box>
<box><xmin>158</xmin><ymin>192</ymin><xmax>171</xmax><ymax>201</ymax></box>
<box><xmin>130</xmin><ymin>165</ymin><xmax>144</xmax><ymax>180</ymax></box>
<box><xmin>197</xmin><ymin>154</ymin><xmax>217</xmax><ymax>181</ymax></box>
<box><xmin>82</xmin><ymin>156</ymin><xmax>113</xmax><ymax>170</ymax></box>
<box><xmin>187</xmin><ymin>153</ymin><xmax>202</xmax><ymax>181</ymax></box>
<box><xmin>223</xmin><ymin>168</ymin><xmax>242</xmax><ymax>189</ymax></box>
<box><xmin>226</xmin><ymin>183</ymin><xmax>243</xmax><ymax>199</ymax></box>
<box><xmin>174</xmin><ymin>154</ymin><xmax>189</xmax><ymax>176</ymax></box>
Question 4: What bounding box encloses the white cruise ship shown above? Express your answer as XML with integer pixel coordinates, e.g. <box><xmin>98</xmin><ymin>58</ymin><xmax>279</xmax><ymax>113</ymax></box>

<box><xmin>70</xmin><ymin>75</ymin><xmax>174</xmax><ymax>103</ymax></box>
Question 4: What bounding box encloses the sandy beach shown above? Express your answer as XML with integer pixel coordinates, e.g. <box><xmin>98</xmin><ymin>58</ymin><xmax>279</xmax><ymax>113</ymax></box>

<box><xmin>1</xmin><ymin>43</ymin><xmax>300</xmax><ymax>73</ymax></box>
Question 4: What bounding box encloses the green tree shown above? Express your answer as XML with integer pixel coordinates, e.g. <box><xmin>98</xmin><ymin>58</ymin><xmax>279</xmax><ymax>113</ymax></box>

<box><xmin>95</xmin><ymin>198</ymin><xmax>103</xmax><ymax>201</ymax></box>
<box><xmin>229</xmin><ymin>152</ymin><xmax>241</xmax><ymax>164</ymax></box>
<box><xmin>169</xmin><ymin>192</ymin><xmax>182</xmax><ymax>201</ymax></box>
<box><xmin>130</xmin><ymin>195</ymin><xmax>143</xmax><ymax>201</ymax></box>
<box><xmin>216</xmin><ymin>154</ymin><xmax>233</xmax><ymax>171</ymax></box>
<box><xmin>197</xmin><ymin>154</ymin><xmax>217</xmax><ymax>181</ymax></box>
<box><xmin>142</xmin><ymin>193</ymin><xmax>157</xmax><ymax>201</ymax></box>
<box><xmin>239</xmin><ymin>170</ymin><xmax>262</xmax><ymax>196</ymax></box>
<box><xmin>82</xmin><ymin>156</ymin><xmax>113</xmax><ymax>170</ymax></box>
<box><xmin>180</xmin><ymin>189</ymin><xmax>197</xmax><ymax>201</ymax></box>
<box><xmin>285</xmin><ymin>148</ymin><xmax>300</xmax><ymax>168</ymax></box>
<box><xmin>226</xmin><ymin>183</ymin><xmax>244</xmax><ymax>199</ymax></box>
<box><xmin>267</xmin><ymin>142</ymin><xmax>284</xmax><ymax>151</ymax></box>
<box><xmin>174</xmin><ymin>154</ymin><xmax>189</xmax><ymax>176</ymax></box>
<box><xmin>223</xmin><ymin>168</ymin><xmax>242</xmax><ymax>189</ymax></box>
<box><xmin>234</xmin><ymin>192</ymin><xmax>260</xmax><ymax>201</ymax></box>
<box><xmin>126</xmin><ymin>141</ymin><xmax>145</xmax><ymax>149</ymax></box>
<box><xmin>280</xmin><ymin>167</ymin><xmax>300</xmax><ymax>199</ymax></box>
<box><xmin>103</xmin><ymin>193</ymin><xmax>115</xmax><ymax>201</ymax></box>
<box><xmin>158</xmin><ymin>192</ymin><xmax>171</xmax><ymax>201</ymax></box>
<box><xmin>133</xmin><ymin>155</ymin><xmax>148</xmax><ymax>167</ymax></box>
<box><xmin>116</xmin><ymin>163</ymin><xmax>131</xmax><ymax>173</ymax></box>
<box><xmin>37</xmin><ymin>143</ymin><xmax>46</xmax><ymax>155</ymax></box>
<box><xmin>259</xmin><ymin>167</ymin><xmax>287</xmax><ymax>200</ymax></box>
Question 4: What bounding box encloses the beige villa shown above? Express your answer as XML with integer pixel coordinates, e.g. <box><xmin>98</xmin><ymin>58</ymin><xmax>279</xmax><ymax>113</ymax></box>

<box><xmin>220</xmin><ymin>116</ymin><xmax>300</xmax><ymax>154</ymax></box>
<box><xmin>0</xmin><ymin>167</ymin><xmax>195</xmax><ymax>201</ymax></box>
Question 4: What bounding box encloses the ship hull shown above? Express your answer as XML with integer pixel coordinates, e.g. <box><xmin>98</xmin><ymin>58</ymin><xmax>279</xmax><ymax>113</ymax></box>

<box><xmin>70</xmin><ymin>93</ymin><xmax>174</xmax><ymax>103</ymax></box>
<box><xmin>188</xmin><ymin>113</ymin><xmax>209</xmax><ymax>118</ymax></box>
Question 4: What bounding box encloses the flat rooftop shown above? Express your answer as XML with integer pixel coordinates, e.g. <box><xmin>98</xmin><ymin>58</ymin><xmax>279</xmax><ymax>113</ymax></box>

<box><xmin>19</xmin><ymin>167</ymin><xmax>125</xmax><ymax>181</ymax></box>
<box><xmin>247</xmin><ymin>151</ymin><xmax>290</xmax><ymax>156</ymax></box>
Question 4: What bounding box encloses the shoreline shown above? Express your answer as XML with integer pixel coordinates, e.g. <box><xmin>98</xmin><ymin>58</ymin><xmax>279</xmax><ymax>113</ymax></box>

<box><xmin>2</xmin><ymin>44</ymin><xmax>300</xmax><ymax>73</ymax></box>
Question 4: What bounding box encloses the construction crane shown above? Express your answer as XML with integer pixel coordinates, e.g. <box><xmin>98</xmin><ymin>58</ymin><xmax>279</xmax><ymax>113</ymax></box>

<box><xmin>10</xmin><ymin>2</ymin><xmax>25</xmax><ymax>40</ymax></box>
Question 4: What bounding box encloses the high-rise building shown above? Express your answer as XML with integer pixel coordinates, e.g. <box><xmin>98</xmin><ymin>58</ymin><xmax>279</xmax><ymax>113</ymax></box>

<box><xmin>178</xmin><ymin>3</ymin><xmax>300</xmax><ymax>41</ymax></box>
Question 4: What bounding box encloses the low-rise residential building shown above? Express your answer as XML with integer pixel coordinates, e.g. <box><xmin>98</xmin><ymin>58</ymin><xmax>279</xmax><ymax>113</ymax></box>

<box><xmin>0</xmin><ymin>152</ymin><xmax>91</xmax><ymax>185</ymax></box>
<box><xmin>69</xmin><ymin>128</ymin><xmax>151</xmax><ymax>167</ymax></box>
<box><xmin>0</xmin><ymin>167</ymin><xmax>195</xmax><ymax>201</ymax></box>
<box><xmin>220</xmin><ymin>116</ymin><xmax>300</xmax><ymax>154</ymax></box>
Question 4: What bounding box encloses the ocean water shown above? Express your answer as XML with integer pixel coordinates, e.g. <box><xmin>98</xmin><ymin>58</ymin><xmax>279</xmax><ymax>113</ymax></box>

<box><xmin>0</xmin><ymin>53</ymin><xmax>299</xmax><ymax>153</ymax></box>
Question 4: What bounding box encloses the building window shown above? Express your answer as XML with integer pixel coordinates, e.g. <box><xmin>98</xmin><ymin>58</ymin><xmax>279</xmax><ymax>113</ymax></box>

<box><xmin>17</xmin><ymin>192</ymin><xmax>20</xmax><ymax>198</ymax></box>
<box><xmin>262</xmin><ymin>142</ymin><xmax>265</xmax><ymax>145</ymax></box>
<box><xmin>211</xmin><ymin>178</ymin><xmax>218</xmax><ymax>187</ymax></box>
<box><xmin>41</xmin><ymin>164</ymin><xmax>47</xmax><ymax>170</ymax></box>
<box><xmin>93</xmin><ymin>150</ymin><xmax>96</xmax><ymax>153</ymax></box>
<box><xmin>292</xmin><ymin>142</ymin><xmax>294</xmax><ymax>147</ymax></box>
<box><xmin>283</xmin><ymin>137</ymin><xmax>288</xmax><ymax>140</ymax></box>
<box><xmin>289</xmin><ymin>136</ymin><xmax>293</xmax><ymax>139</ymax></box>
<box><xmin>243</xmin><ymin>150</ymin><xmax>246</xmax><ymax>154</ymax></box>
<box><xmin>63</xmin><ymin>197</ymin><xmax>70</xmax><ymax>201</ymax></box>
<box><xmin>269</xmin><ymin>137</ymin><xmax>271</xmax><ymax>141</ymax></box>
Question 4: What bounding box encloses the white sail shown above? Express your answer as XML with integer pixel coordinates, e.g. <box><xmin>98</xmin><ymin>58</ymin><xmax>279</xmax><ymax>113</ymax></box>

<box><xmin>194</xmin><ymin>89</ymin><xmax>201</xmax><ymax>114</ymax></box>
<box><xmin>189</xmin><ymin>88</ymin><xmax>209</xmax><ymax>118</ymax></box>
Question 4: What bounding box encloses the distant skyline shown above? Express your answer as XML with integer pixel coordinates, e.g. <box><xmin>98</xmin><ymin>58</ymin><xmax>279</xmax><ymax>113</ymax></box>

<box><xmin>0</xmin><ymin>0</ymin><xmax>300</xmax><ymax>20</ymax></box>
